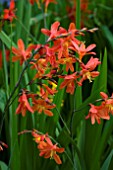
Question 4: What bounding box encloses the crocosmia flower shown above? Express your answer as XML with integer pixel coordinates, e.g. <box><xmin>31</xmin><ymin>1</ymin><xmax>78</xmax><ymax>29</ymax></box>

<box><xmin>86</xmin><ymin>92</ymin><xmax>113</xmax><ymax>124</ymax></box>
<box><xmin>100</xmin><ymin>92</ymin><xmax>113</xmax><ymax>115</ymax></box>
<box><xmin>60</xmin><ymin>72</ymin><xmax>79</xmax><ymax>95</ymax></box>
<box><xmin>3</xmin><ymin>0</ymin><xmax>16</xmax><ymax>22</ymax></box>
<box><xmin>86</xmin><ymin>103</ymin><xmax>110</xmax><ymax>124</ymax></box>
<box><xmin>32</xmin><ymin>130</ymin><xmax>47</xmax><ymax>143</ymax></box>
<box><xmin>12</xmin><ymin>39</ymin><xmax>34</xmax><ymax>65</ymax></box>
<box><xmin>32</xmin><ymin>130</ymin><xmax>64</xmax><ymax>164</ymax></box>
<box><xmin>16</xmin><ymin>90</ymin><xmax>34</xmax><ymax>116</ymax></box>
<box><xmin>38</xmin><ymin>136</ymin><xmax>64</xmax><ymax>164</ymax></box>
<box><xmin>79</xmin><ymin>57</ymin><xmax>101</xmax><ymax>85</ymax></box>
<box><xmin>32</xmin><ymin>98</ymin><xmax>55</xmax><ymax>116</ymax></box>
<box><xmin>70</xmin><ymin>41</ymin><xmax>96</xmax><ymax>61</ymax></box>
<box><xmin>41</xmin><ymin>21</ymin><xmax>60</xmax><ymax>41</ymax></box>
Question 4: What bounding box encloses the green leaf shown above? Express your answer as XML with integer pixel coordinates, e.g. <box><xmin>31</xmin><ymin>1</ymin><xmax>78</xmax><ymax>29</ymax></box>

<box><xmin>91</xmin><ymin>48</ymin><xmax>107</xmax><ymax>92</ymax></box>
<box><xmin>83</xmin><ymin>49</ymin><xmax>108</xmax><ymax>170</ymax></box>
<box><xmin>101</xmin><ymin>150</ymin><xmax>113</xmax><ymax>170</ymax></box>
<box><xmin>0</xmin><ymin>89</ymin><xmax>6</xmax><ymax>112</ymax></box>
<box><xmin>2</xmin><ymin>44</ymin><xmax>9</xmax><ymax>98</ymax></box>
<box><xmin>0</xmin><ymin>31</ymin><xmax>16</xmax><ymax>49</ymax></box>
<box><xmin>30</xmin><ymin>13</ymin><xmax>51</xmax><ymax>25</ymax></box>
<box><xmin>101</xmin><ymin>26</ymin><xmax>113</xmax><ymax>50</ymax></box>
<box><xmin>0</xmin><ymin>161</ymin><xmax>8</xmax><ymax>170</ymax></box>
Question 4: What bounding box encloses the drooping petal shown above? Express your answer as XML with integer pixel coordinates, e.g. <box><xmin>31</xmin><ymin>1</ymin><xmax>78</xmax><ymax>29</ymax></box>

<box><xmin>53</xmin><ymin>153</ymin><xmax>62</xmax><ymax>164</ymax></box>
<box><xmin>44</xmin><ymin>109</ymin><xmax>53</xmax><ymax>116</ymax></box>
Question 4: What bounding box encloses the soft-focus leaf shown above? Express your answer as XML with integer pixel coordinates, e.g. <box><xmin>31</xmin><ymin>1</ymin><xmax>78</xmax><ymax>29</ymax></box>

<box><xmin>92</xmin><ymin>48</ymin><xmax>107</xmax><ymax>92</ymax></box>
<box><xmin>0</xmin><ymin>31</ymin><xmax>16</xmax><ymax>49</ymax></box>
<box><xmin>0</xmin><ymin>161</ymin><xmax>8</xmax><ymax>170</ymax></box>
<box><xmin>0</xmin><ymin>89</ymin><xmax>6</xmax><ymax>112</ymax></box>
<box><xmin>101</xmin><ymin>150</ymin><xmax>113</xmax><ymax>170</ymax></box>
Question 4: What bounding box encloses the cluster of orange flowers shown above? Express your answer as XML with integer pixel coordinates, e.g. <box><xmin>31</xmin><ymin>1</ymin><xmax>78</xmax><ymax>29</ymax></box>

<box><xmin>3</xmin><ymin>2</ymin><xmax>100</xmax><ymax>160</ymax></box>
<box><xmin>11</xmin><ymin>20</ymin><xmax>101</xmax><ymax>121</ymax></box>
<box><xmin>86</xmin><ymin>92</ymin><xmax>113</xmax><ymax>124</ymax></box>
<box><xmin>16</xmin><ymin>89</ymin><xmax>56</xmax><ymax>117</ymax></box>
<box><xmin>1</xmin><ymin>0</ymin><xmax>113</xmax><ymax>165</ymax></box>
<box><xmin>32</xmin><ymin>130</ymin><xmax>64</xmax><ymax>164</ymax></box>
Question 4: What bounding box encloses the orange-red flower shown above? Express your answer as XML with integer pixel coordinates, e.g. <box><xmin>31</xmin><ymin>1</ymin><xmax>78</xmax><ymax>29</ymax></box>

<box><xmin>82</xmin><ymin>57</ymin><xmax>101</xmax><ymax>70</ymax></box>
<box><xmin>100</xmin><ymin>92</ymin><xmax>113</xmax><ymax>115</ymax></box>
<box><xmin>32</xmin><ymin>98</ymin><xmax>55</xmax><ymax>116</ymax></box>
<box><xmin>41</xmin><ymin>21</ymin><xmax>60</xmax><ymax>41</ymax></box>
<box><xmin>86</xmin><ymin>92</ymin><xmax>113</xmax><ymax>124</ymax></box>
<box><xmin>31</xmin><ymin>58</ymin><xmax>48</xmax><ymax>79</ymax></box>
<box><xmin>32</xmin><ymin>130</ymin><xmax>47</xmax><ymax>143</ymax></box>
<box><xmin>57</xmin><ymin>23</ymin><xmax>80</xmax><ymax>59</ymax></box>
<box><xmin>58</xmin><ymin>56</ymin><xmax>76</xmax><ymax>72</ymax></box>
<box><xmin>3</xmin><ymin>0</ymin><xmax>16</xmax><ymax>22</ymax></box>
<box><xmin>43</xmin><ymin>45</ymin><xmax>59</xmax><ymax>68</ymax></box>
<box><xmin>38</xmin><ymin>136</ymin><xmax>64</xmax><ymax>164</ymax></box>
<box><xmin>36</xmin><ymin>83</ymin><xmax>57</xmax><ymax>103</ymax></box>
<box><xmin>16</xmin><ymin>90</ymin><xmax>34</xmax><ymax>116</ymax></box>
<box><xmin>70</xmin><ymin>41</ymin><xmax>96</xmax><ymax>61</ymax></box>
<box><xmin>12</xmin><ymin>39</ymin><xmax>34</xmax><ymax>65</ymax></box>
<box><xmin>86</xmin><ymin>103</ymin><xmax>110</xmax><ymax>124</ymax></box>
<box><xmin>32</xmin><ymin>130</ymin><xmax>64</xmax><ymax>164</ymax></box>
<box><xmin>78</xmin><ymin>57</ymin><xmax>100</xmax><ymax>85</ymax></box>
<box><xmin>60</xmin><ymin>72</ymin><xmax>79</xmax><ymax>95</ymax></box>
<box><xmin>41</xmin><ymin>22</ymin><xmax>81</xmax><ymax>69</ymax></box>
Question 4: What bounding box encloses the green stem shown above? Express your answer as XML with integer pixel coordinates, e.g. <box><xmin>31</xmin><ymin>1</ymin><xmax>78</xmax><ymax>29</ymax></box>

<box><xmin>55</xmin><ymin>107</ymin><xmax>70</xmax><ymax>135</ymax></box>
<box><xmin>76</xmin><ymin>0</ymin><xmax>81</xmax><ymax>29</ymax></box>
